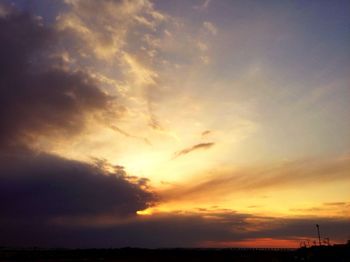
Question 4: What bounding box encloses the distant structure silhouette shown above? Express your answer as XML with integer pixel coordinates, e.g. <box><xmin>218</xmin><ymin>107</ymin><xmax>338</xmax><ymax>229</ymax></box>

<box><xmin>300</xmin><ymin>225</ymin><xmax>334</xmax><ymax>248</ymax></box>
<box><xmin>316</xmin><ymin>224</ymin><xmax>321</xmax><ymax>246</ymax></box>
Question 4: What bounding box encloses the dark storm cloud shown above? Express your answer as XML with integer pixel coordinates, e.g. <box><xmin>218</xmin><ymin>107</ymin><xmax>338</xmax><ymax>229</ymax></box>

<box><xmin>1</xmin><ymin>204</ymin><xmax>349</xmax><ymax>248</ymax></box>
<box><xmin>0</xmin><ymin>152</ymin><xmax>156</xmax><ymax>219</ymax></box>
<box><xmin>0</xmin><ymin>151</ymin><xmax>157</xmax><ymax>247</ymax></box>
<box><xmin>0</xmin><ymin>6</ymin><xmax>112</xmax><ymax>149</ymax></box>
<box><xmin>0</xmin><ymin>208</ymin><xmax>249</xmax><ymax>248</ymax></box>
<box><xmin>173</xmin><ymin>142</ymin><xmax>215</xmax><ymax>159</ymax></box>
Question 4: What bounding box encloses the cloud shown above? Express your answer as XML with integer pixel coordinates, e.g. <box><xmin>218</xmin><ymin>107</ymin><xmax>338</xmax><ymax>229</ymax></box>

<box><xmin>289</xmin><ymin>202</ymin><xmax>350</xmax><ymax>217</ymax></box>
<box><xmin>1</xmin><ymin>204</ymin><xmax>349</xmax><ymax>247</ymax></box>
<box><xmin>0</xmin><ymin>5</ymin><xmax>157</xmax><ymax>248</ymax></box>
<box><xmin>163</xmin><ymin>155</ymin><xmax>350</xmax><ymax>200</ymax></box>
<box><xmin>203</xmin><ymin>21</ymin><xmax>217</xmax><ymax>35</ymax></box>
<box><xmin>323</xmin><ymin>202</ymin><xmax>348</xmax><ymax>206</ymax></box>
<box><xmin>123</xmin><ymin>52</ymin><xmax>159</xmax><ymax>86</ymax></box>
<box><xmin>193</xmin><ymin>0</ymin><xmax>211</xmax><ymax>11</ymax></box>
<box><xmin>252</xmin><ymin>217</ymin><xmax>350</xmax><ymax>243</ymax></box>
<box><xmin>0</xmin><ymin>151</ymin><xmax>157</xmax><ymax>246</ymax></box>
<box><xmin>0</xmin><ymin>7</ymin><xmax>115</xmax><ymax>150</ymax></box>
<box><xmin>110</xmin><ymin>125</ymin><xmax>151</xmax><ymax>145</ymax></box>
<box><xmin>0</xmin><ymin>152</ymin><xmax>156</xmax><ymax>219</ymax></box>
<box><xmin>58</xmin><ymin>0</ymin><xmax>166</xmax><ymax>61</ymax></box>
<box><xmin>201</xmin><ymin>130</ymin><xmax>212</xmax><ymax>137</ymax></box>
<box><xmin>0</xmin><ymin>2</ymin><xmax>12</xmax><ymax>18</ymax></box>
<box><xmin>0</xmin><ymin>208</ymin><xmax>245</xmax><ymax>247</ymax></box>
<box><xmin>56</xmin><ymin>0</ymin><xmax>173</xmax><ymax>138</ymax></box>
<box><xmin>173</xmin><ymin>142</ymin><xmax>215</xmax><ymax>159</ymax></box>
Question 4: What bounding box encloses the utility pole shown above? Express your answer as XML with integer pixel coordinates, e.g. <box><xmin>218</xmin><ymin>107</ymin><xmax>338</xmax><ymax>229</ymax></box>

<box><xmin>316</xmin><ymin>224</ymin><xmax>321</xmax><ymax>246</ymax></box>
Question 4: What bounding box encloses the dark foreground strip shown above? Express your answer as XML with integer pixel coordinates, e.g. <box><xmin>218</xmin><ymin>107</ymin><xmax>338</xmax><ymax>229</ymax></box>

<box><xmin>0</xmin><ymin>245</ymin><xmax>348</xmax><ymax>262</ymax></box>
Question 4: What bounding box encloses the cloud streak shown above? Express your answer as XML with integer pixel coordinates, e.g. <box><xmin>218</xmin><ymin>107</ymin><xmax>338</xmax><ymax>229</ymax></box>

<box><xmin>201</xmin><ymin>130</ymin><xmax>212</xmax><ymax>138</ymax></box>
<box><xmin>173</xmin><ymin>142</ymin><xmax>215</xmax><ymax>159</ymax></box>
<box><xmin>110</xmin><ymin>125</ymin><xmax>151</xmax><ymax>146</ymax></box>
<box><xmin>164</xmin><ymin>155</ymin><xmax>350</xmax><ymax>200</ymax></box>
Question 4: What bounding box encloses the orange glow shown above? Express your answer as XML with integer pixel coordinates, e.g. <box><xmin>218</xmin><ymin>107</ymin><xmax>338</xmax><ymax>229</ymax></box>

<box><xmin>201</xmin><ymin>238</ymin><xmax>300</xmax><ymax>249</ymax></box>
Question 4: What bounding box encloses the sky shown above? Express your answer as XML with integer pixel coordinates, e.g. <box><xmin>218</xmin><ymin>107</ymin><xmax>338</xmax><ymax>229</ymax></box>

<box><xmin>0</xmin><ymin>0</ymin><xmax>349</xmax><ymax>248</ymax></box>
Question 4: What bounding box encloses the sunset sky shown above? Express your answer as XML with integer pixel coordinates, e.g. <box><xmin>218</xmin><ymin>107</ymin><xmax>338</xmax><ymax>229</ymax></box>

<box><xmin>0</xmin><ymin>0</ymin><xmax>349</xmax><ymax>248</ymax></box>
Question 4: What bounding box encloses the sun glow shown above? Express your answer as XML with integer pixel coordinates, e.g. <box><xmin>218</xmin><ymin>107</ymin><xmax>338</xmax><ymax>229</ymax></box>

<box><xmin>136</xmin><ymin>209</ymin><xmax>153</xmax><ymax>216</ymax></box>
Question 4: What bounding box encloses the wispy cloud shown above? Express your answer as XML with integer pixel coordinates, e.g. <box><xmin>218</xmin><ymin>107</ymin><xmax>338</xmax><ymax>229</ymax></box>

<box><xmin>164</xmin><ymin>155</ymin><xmax>350</xmax><ymax>200</ymax></box>
<box><xmin>173</xmin><ymin>142</ymin><xmax>215</xmax><ymax>159</ymax></box>
<box><xmin>289</xmin><ymin>202</ymin><xmax>350</xmax><ymax>216</ymax></box>
<box><xmin>203</xmin><ymin>21</ymin><xmax>217</xmax><ymax>35</ymax></box>
<box><xmin>193</xmin><ymin>0</ymin><xmax>211</xmax><ymax>11</ymax></box>
<box><xmin>110</xmin><ymin>125</ymin><xmax>151</xmax><ymax>146</ymax></box>
<box><xmin>201</xmin><ymin>130</ymin><xmax>212</xmax><ymax>138</ymax></box>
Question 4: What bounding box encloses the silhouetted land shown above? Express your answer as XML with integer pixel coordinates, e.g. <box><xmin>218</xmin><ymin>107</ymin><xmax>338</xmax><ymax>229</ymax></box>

<box><xmin>0</xmin><ymin>245</ymin><xmax>349</xmax><ymax>261</ymax></box>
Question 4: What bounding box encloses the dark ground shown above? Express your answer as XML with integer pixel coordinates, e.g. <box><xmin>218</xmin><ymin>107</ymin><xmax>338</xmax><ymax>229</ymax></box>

<box><xmin>0</xmin><ymin>245</ymin><xmax>349</xmax><ymax>262</ymax></box>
